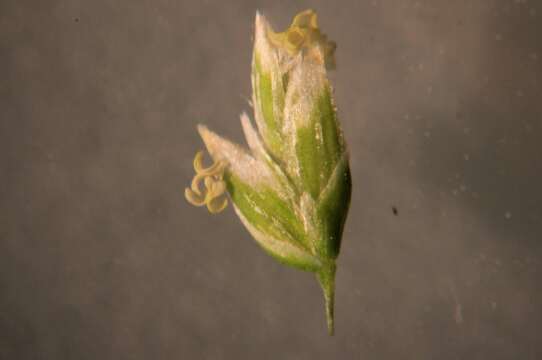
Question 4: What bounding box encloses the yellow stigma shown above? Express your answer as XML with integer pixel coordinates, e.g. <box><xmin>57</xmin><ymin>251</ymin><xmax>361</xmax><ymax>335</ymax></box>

<box><xmin>185</xmin><ymin>151</ymin><xmax>228</xmax><ymax>214</ymax></box>
<box><xmin>267</xmin><ymin>9</ymin><xmax>336</xmax><ymax>68</ymax></box>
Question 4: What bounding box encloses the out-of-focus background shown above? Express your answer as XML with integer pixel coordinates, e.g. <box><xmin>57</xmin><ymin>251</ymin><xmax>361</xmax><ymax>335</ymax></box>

<box><xmin>1</xmin><ymin>0</ymin><xmax>541</xmax><ymax>358</ymax></box>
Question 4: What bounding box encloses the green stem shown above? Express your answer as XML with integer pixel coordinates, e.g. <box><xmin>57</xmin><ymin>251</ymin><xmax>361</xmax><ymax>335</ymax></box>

<box><xmin>317</xmin><ymin>261</ymin><xmax>336</xmax><ymax>335</ymax></box>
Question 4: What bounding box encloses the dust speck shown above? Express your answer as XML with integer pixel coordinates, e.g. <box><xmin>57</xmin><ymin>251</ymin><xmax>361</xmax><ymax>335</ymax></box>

<box><xmin>454</xmin><ymin>304</ymin><xmax>463</xmax><ymax>324</ymax></box>
<box><xmin>491</xmin><ymin>301</ymin><xmax>497</xmax><ymax>310</ymax></box>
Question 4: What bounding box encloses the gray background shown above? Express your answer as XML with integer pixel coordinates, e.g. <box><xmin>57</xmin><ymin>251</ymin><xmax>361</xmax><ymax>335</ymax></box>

<box><xmin>1</xmin><ymin>0</ymin><xmax>541</xmax><ymax>359</ymax></box>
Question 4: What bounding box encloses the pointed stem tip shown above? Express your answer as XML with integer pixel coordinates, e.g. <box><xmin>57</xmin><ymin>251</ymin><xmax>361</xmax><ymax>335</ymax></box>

<box><xmin>317</xmin><ymin>262</ymin><xmax>336</xmax><ymax>335</ymax></box>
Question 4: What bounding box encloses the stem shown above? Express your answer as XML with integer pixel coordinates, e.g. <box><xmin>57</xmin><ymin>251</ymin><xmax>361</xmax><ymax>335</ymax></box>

<box><xmin>317</xmin><ymin>261</ymin><xmax>336</xmax><ymax>335</ymax></box>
